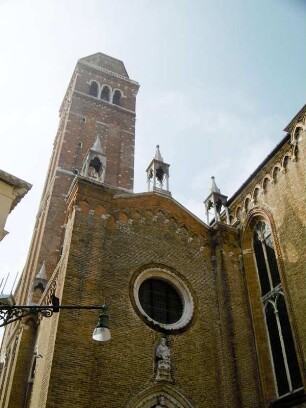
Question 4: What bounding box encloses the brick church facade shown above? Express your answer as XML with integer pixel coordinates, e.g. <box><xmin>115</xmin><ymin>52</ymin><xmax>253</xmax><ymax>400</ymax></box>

<box><xmin>0</xmin><ymin>53</ymin><xmax>305</xmax><ymax>408</ymax></box>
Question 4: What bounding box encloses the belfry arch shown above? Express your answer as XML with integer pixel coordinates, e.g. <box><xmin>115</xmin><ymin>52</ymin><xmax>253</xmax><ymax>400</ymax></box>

<box><xmin>125</xmin><ymin>384</ymin><xmax>195</xmax><ymax>408</ymax></box>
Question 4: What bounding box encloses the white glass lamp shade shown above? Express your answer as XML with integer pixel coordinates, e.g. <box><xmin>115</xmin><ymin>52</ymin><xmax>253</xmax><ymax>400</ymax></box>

<box><xmin>92</xmin><ymin>326</ymin><xmax>111</xmax><ymax>342</ymax></box>
<box><xmin>92</xmin><ymin>310</ymin><xmax>111</xmax><ymax>342</ymax></box>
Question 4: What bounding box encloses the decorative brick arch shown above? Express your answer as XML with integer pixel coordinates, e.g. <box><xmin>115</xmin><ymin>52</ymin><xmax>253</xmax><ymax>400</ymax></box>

<box><xmin>251</xmin><ymin>185</ymin><xmax>261</xmax><ymax>204</ymax></box>
<box><xmin>281</xmin><ymin>154</ymin><xmax>291</xmax><ymax>173</ymax></box>
<box><xmin>112</xmin><ymin>87</ymin><xmax>124</xmax><ymax>99</ymax></box>
<box><xmin>244</xmin><ymin>194</ymin><xmax>252</xmax><ymax>213</ymax></box>
<box><xmin>240</xmin><ymin>206</ymin><xmax>276</xmax><ymax>251</ymax></box>
<box><xmin>262</xmin><ymin>175</ymin><xmax>272</xmax><ymax>194</ymax></box>
<box><xmin>292</xmin><ymin>123</ymin><xmax>304</xmax><ymax>143</ymax></box>
<box><xmin>125</xmin><ymin>384</ymin><xmax>195</xmax><ymax>408</ymax></box>
<box><xmin>272</xmin><ymin>165</ymin><xmax>281</xmax><ymax>183</ymax></box>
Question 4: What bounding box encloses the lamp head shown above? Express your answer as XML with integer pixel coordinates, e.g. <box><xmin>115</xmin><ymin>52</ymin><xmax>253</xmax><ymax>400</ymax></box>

<box><xmin>92</xmin><ymin>306</ymin><xmax>111</xmax><ymax>342</ymax></box>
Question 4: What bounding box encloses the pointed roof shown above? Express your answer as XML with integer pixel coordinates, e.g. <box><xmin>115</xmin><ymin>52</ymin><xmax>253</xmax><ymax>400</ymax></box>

<box><xmin>36</xmin><ymin>261</ymin><xmax>47</xmax><ymax>280</ymax></box>
<box><xmin>154</xmin><ymin>145</ymin><xmax>163</xmax><ymax>162</ymax></box>
<box><xmin>91</xmin><ymin>136</ymin><xmax>103</xmax><ymax>154</ymax></box>
<box><xmin>211</xmin><ymin>176</ymin><xmax>221</xmax><ymax>193</ymax></box>
<box><xmin>78</xmin><ymin>52</ymin><xmax>129</xmax><ymax>78</ymax></box>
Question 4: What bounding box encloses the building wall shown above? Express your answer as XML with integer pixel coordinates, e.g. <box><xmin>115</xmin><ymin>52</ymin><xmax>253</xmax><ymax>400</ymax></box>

<box><xmin>0</xmin><ymin>53</ymin><xmax>139</xmax><ymax>408</ymax></box>
<box><xmin>1</xmin><ymin>53</ymin><xmax>305</xmax><ymax>408</ymax></box>
<box><xmin>24</xmin><ymin>179</ymin><xmax>261</xmax><ymax>408</ymax></box>
<box><xmin>229</xmin><ymin>118</ymin><xmax>306</xmax><ymax>406</ymax></box>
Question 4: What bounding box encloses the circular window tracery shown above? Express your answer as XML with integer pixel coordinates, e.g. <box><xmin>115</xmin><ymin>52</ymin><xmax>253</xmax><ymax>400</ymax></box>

<box><xmin>139</xmin><ymin>278</ymin><xmax>183</xmax><ymax>324</ymax></box>
<box><xmin>133</xmin><ymin>268</ymin><xmax>194</xmax><ymax>331</ymax></box>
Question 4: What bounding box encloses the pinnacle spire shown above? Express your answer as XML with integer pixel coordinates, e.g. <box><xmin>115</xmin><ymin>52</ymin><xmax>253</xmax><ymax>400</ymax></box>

<box><xmin>92</xmin><ymin>135</ymin><xmax>103</xmax><ymax>153</ymax></box>
<box><xmin>146</xmin><ymin>145</ymin><xmax>170</xmax><ymax>196</ymax></box>
<box><xmin>36</xmin><ymin>261</ymin><xmax>47</xmax><ymax>280</ymax></box>
<box><xmin>211</xmin><ymin>176</ymin><xmax>221</xmax><ymax>193</ymax></box>
<box><xmin>154</xmin><ymin>145</ymin><xmax>163</xmax><ymax>162</ymax></box>
<box><xmin>204</xmin><ymin>176</ymin><xmax>229</xmax><ymax>225</ymax></box>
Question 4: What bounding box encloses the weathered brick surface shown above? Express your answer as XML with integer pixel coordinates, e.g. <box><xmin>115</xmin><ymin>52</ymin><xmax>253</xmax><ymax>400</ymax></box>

<box><xmin>0</xmin><ymin>53</ymin><xmax>139</xmax><ymax>408</ymax></box>
<box><xmin>229</xmin><ymin>124</ymin><xmax>306</xmax><ymax>406</ymax></box>
<box><xmin>25</xmin><ymin>180</ymin><xmax>260</xmax><ymax>408</ymax></box>
<box><xmin>1</xmin><ymin>53</ymin><xmax>305</xmax><ymax>408</ymax></box>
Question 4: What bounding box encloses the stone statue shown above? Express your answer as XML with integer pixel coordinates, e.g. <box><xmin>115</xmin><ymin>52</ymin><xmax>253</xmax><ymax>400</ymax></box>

<box><xmin>156</xmin><ymin>337</ymin><xmax>171</xmax><ymax>360</ymax></box>
<box><xmin>155</xmin><ymin>337</ymin><xmax>172</xmax><ymax>382</ymax></box>
<box><xmin>88</xmin><ymin>165</ymin><xmax>99</xmax><ymax>179</ymax></box>
<box><xmin>155</xmin><ymin>395</ymin><xmax>167</xmax><ymax>407</ymax></box>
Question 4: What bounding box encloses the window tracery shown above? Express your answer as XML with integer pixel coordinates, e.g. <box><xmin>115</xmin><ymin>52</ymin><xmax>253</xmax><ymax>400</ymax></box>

<box><xmin>253</xmin><ymin>221</ymin><xmax>302</xmax><ymax>397</ymax></box>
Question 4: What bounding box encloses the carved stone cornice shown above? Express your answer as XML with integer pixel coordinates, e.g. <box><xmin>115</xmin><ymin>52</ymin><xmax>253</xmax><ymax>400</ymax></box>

<box><xmin>79</xmin><ymin>60</ymin><xmax>139</xmax><ymax>87</ymax></box>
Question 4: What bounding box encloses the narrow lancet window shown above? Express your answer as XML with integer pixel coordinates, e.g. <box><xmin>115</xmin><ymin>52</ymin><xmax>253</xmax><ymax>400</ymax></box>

<box><xmin>112</xmin><ymin>90</ymin><xmax>122</xmax><ymax>106</ymax></box>
<box><xmin>101</xmin><ymin>86</ymin><xmax>110</xmax><ymax>101</ymax></box>
<box><xmin>253</xmin><ymin>221</ymin><xmax>302</xmax><ymax>397</ymax></box>
<box><xmin>89</xmin><ymin>81</ymin><xmax>99</xmax><ymax>97</ymax></box>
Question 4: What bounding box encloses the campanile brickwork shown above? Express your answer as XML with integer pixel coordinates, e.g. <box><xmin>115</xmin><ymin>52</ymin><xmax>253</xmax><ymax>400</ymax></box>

<box><xmin>0</xmin><ymin>53</ymin><xmax>140</xmax><ymax>408</ymax></box>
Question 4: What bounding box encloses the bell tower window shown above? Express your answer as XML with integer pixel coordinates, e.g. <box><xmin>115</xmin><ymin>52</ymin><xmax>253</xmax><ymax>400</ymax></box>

<box><xmin>101</xmin><ymin>85</ymin><xmax>110</xmax><ymax>101</ymax></box>
<box><xmin>112</xmin><ymin>90</ymin><xmax>122</xmax><ymax>106</ymax></box>
<box><xmin>253</xmin><ymin>221</ymin><xmax>302</xmax><ymax>397</ymax></box>
<box><xmin>89</xmin><ymin>81</ymin><xmax>99</xmax><ymax>97</ymax></box>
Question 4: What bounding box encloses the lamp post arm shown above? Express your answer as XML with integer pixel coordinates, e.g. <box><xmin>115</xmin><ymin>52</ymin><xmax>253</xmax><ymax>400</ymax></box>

<box><xmin>0</xmin><ymin>304</ymin><xmax>108</xmax><ymax>327</ymax></box>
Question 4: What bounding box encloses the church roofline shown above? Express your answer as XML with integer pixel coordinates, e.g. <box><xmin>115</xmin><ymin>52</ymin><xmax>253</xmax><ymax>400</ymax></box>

<box><xmin>66</xmin><ymin>175</ymin><xmax>210</xmax><ymax>232</ymax></box>
<box><xmin>284</xmin><ymin>103</ymin><xmax>306</xmax><ymax>133</ymax></box>
<box><xmin>227</xmin><ymin>133</ymin><xmax>290</xmax><ymax>206</ymax></box>
<box><xmin>115</xmin><ymin>191</ymin><xmax>210</xmax><ymax>231</ymax></box>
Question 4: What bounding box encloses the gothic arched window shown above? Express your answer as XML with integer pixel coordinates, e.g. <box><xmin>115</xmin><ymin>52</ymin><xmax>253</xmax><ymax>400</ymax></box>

<box><xmin>89</xmin><ymin>81</ymin><xmax>99</xmax><ymax>97</ymax></box>
<box><xmin>101</xmin><ymin>85</ymin><xmax>110</xmax><ymax>101</ymax></box>
<box><xmin>253</xmin><ymin>221</ymin><xmax>302</xmax><ymax>397</ymax></box>
<box><xmin>112</xmin><ymin>90</ymin><xmax>122</xmax><ymax>106</ymax></box>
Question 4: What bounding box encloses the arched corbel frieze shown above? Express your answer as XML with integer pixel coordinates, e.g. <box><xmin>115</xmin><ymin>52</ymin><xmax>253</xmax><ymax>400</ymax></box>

<box><xmin>271</xmin><ymin>165</ymin><xmax>281</xmax><ymax>184</ymax></box>
<box><xmin>292</xmin><ymin>123</ymin><xmax>305</xmax><ymax>144</ymax></box>
<box><xmin>262</xmin><ymin>176</ymin><xmax>272</xmax><ymax>195</ymax></box>
<box><xmin>251</xmin><ymin>185</ymin><xmax>261</xmax><ymax>205</ymax></box>
<box><xmin>281</xmin><ymin>154</ymin><xmax>291</xmax><ymax>173</ymax></box>
<box><xmin>244</xmin><ymin>195</ymin><xmax>252</xmax><ymax>213</ymax></box>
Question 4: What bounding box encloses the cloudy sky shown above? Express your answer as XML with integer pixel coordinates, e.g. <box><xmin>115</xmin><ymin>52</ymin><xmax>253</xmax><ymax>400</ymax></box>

<box><xmin>0</xmin><ymin>0</ymin><xmax>305</xmax><ymax>297</ymax></box>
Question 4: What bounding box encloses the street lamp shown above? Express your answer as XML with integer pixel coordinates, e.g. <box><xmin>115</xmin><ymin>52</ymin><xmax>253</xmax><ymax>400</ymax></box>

<box><xmin>92</xmin><ymin>308</ymin><xmax>111</xmax><ymax>342</ymax></box>
<box><xmin>0</xmin><ymin>294</ymin><xmax>111</xmax><ymax>342</ymax></box>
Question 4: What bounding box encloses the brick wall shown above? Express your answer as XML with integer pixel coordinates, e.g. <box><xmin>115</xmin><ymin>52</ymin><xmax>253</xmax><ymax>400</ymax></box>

<box><xmin>30</xmin><ymin>179</ymin><xmax>261</xmax><ymax>408</ymax></box>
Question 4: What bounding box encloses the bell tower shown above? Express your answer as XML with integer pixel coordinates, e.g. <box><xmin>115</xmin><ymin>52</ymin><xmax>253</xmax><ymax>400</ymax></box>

<box><xmin>0</xmin><ymin>53</ymin><xmax>139</xmax><ymax>408</ymax></box>
<box><xmin>16</xmin><ymin>52</ymin><xmax>139</xmax><ymax>294</ymax></box>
